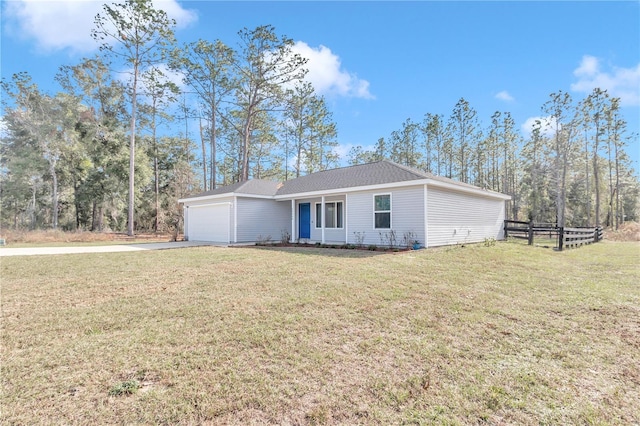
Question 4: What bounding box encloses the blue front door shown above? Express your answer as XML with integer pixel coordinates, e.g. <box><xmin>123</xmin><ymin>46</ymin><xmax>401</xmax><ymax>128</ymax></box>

<box><xmin>299</xmin><ymin>203</ymin><xmax>311</xmax><ymax>239</ymax></box>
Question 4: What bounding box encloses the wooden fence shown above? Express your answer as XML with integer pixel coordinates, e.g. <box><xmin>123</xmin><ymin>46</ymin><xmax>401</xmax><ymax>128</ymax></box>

<box><xmin>504</xmin><ymin>220</ymin><xmax>603</xmax><ymax>251</ymax></box>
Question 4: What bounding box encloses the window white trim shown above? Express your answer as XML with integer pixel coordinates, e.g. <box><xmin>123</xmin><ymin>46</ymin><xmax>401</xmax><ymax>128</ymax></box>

<box><xmin>315</xmin><ymin>201</ymin><xmax>344</xmax><ymax>229</ymax></box>
<box><xmin>321</xmin><ymin>196</ymin><xmax>325</xmax><ymax>244</ymax></box>
<box><xmin>345</xmin><ymin>193</ymin><xmax>349</xmax><ymax>243</ymax></box>
<box><xmin>373</xmin><ymin>193</ymin><xmax>392</xmax><ymax>229</ymax></box>
<box><xmin>315</xmin><ymin>202</ymin><xmax>322</xmax><ymax>228</ymax></box>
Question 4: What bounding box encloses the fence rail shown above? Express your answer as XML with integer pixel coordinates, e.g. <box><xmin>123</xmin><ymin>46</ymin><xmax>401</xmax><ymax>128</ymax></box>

<box><xmin>504</xmin><ymin>220</ymin><xmax>603</xmax><ymax>251</ymax></box>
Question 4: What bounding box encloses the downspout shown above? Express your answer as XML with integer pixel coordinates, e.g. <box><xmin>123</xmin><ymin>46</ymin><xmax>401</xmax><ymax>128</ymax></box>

<box><xmin>184</xmin><ymin>205</ymin><xmax>188</xmax><ymax>241</ymax></box>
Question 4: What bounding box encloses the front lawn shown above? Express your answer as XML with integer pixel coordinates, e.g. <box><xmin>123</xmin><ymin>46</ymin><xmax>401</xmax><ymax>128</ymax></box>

<box><xmin>1</xmin><ymin>241</ymin><xmax>638</xmax><ymax>424</ymax></box>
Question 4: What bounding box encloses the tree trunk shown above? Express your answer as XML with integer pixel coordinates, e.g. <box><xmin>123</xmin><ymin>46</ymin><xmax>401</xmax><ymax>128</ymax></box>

<box><xmin>199</xmin><ymin>118</ymin><xmax>207</xmax><ymax>192</ymax></box>
<box><xmin>560</xmin><ymin>151</ymin><xmax>568</xmax><ymax>227</ymax></box>
<box><xmin>210</xmin><ymin>115</ymin><xmax>216</xmax><ymax>190</ymax></box>
<box><xmin>50</xmin><ymin>161</ymin><xmax>58</xmax><ymax>229</ymax></box>
<box><xmin>593</xmin><ymin>154</ymin><xmax>600</xmax><ymax>226</ymax></box>
<box><xmin>210</xmin><ymin>95</ymin><xmax>217</xmax><ymax>190</ymax></box>
<box><xmin>585</xmin><ymin>132</ymin><xmax>590</xmax><ymax>225</ymax></box>
<box><xmin>31</xmin><ymin>181</ymin><xmax>37</xmax><ymax>230</ymax></box>
<box><xmin>607</xmin><ymin>137</ymin><xmax>614</xmax><ymax>228</ymax></box>
<box><xmin>153</xmin><ymin>103</ymin><xmax>160</xmax><ymax>233</ymax></box>
<box><xmin>97</xmin><ymin>204</ymin><xmax>103</xmax><ymax>232</ymax></box>
<box><xmin>127</xmin><ymin>65</ymin><xmax>138</xmax><ymax>237</ymax></box>
<box><xmin>74</xmin><ymin>179</ymin><xmax>81</xmax><ymax>230</ymax></box>
<box><xmin>91</xmin><ymin>200</ymin><xmax>97</xmax><ymax>232</ymax></box>
<box><xmin>241</xmin><ymin>117</ymin><xmax>251</xmax><ymax>182</ymax></box>
<box><xmin>154</xmin><ymin>156</ymin><xmax>159</xmax><ymax>232</ymax></box>
<box><xmin>615</xmin><ymin>141</ymin><xmax>621</xmax><ymax>228</ymax></box>
<box><xmin>555</xmin><ymin>132</ymin><xmax>564</xmax><ymax>227</ymax></box>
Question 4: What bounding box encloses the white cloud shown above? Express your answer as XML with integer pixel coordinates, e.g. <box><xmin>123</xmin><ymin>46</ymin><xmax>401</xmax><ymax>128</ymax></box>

<box><xmin>495</xmin><ymin>90</ymin><xmax>514</xmax><ymax>102</ymax></box>
<box><xmin>571</xmin><ymin>55</ymin><xmax>640</xmax><ymax>106</ymax></box>
<box><xmin>292</xmin><ymin>41</ymin><xmax>374</xmax><ymax>100</ymax></box>
<box><xmin>574</xmin><ymin>55</ymin><xmax>600</xmax><ymax>77</ymax></box>
<box><xmin>3</xmin><ymin>0</ymin><xmax>197</xmax><ymax>54</ymax></box>
<box><xmin>154</xmin><ymin>0</ymin><xmax>198</xmax><ymax>29</ymax></box>
<box><xmin>521</xmin><ymin>116</ymin><xmax>558</xmax><ymax>138</ymax></box>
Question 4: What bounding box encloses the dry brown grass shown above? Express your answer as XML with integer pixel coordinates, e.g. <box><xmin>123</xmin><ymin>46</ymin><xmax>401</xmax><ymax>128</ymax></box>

<box><xmin>0</xmin><ymin>229</ymin><xmax>175</xmax><ymax>246</ymax></box>
<box><xmin>605</xmin><ymin>221</ymin><xmax>640</xmax><ymax>242</ymax></box>
<box><xmin>1</xmin><ymin>241</ymin><xmax>639</xmax><ymax>425</ymax></box>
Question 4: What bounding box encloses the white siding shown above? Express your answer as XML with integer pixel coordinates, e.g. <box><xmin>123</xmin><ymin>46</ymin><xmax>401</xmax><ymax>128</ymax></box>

<box><xmin>236</xmin><ymin>197</ymin><xmax>291</xmax><ymax>243</ymax></box>
<box><xmin>346</xmin><ymin>186</ymin><xmax>425</xmax><ymax>247</ymax></box>
<box><xmin>426</xmin><ymin>186</ymin><xmax>505</xmax><ymax>247</ymax></box>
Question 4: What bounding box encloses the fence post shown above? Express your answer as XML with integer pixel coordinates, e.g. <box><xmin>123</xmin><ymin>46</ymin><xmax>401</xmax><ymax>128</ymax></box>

<box><xmin>504</xmin><ymin>220</ymin><xmax>508</xmax><ymax>239</ymax></box>
<box><xmin>594</xmin><ymin>226</ymin><xmax>600</xmax><ymax>243</ymax></box>
<box><xmin>558</xmin><ymin>227</ymin><xmax>564</xmax><ymax>251</ymax></box>
<box><xmin>528</xmin><ymin>220</ymin><xmax>534</xmax><ymax>245</ymax></box>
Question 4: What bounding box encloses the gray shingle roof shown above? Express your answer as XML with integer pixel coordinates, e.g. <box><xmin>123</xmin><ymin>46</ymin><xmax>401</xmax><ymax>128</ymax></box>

<box><xmin>185</xmin><ymin>179</ymin><xmax>281</xmax><ymax>199</ymax></box>
<box><xmin>275</xmin><ymin>160</ymin><xmax>427</xmax><ymax>195</ymax></box>
<box><xmin>181</xmin><ymin>160</ymin><xmax>507</xmax><ymax>201</ymax></box>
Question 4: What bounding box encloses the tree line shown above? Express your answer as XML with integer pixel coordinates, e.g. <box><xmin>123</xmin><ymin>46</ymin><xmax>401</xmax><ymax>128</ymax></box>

<box><xmin>349</xmin><ymin>93</ymin><xmax>639</xmax><ymax>228</ymax></box>
<box><xmin>1</xmin><ymin>0</ymin><xmax>337</xmax><ymax>235</ymax></box>
<box><xmin>1</xmin><ymin>0</ymin><xmax>638</xmax><ymax>235</ymax></box>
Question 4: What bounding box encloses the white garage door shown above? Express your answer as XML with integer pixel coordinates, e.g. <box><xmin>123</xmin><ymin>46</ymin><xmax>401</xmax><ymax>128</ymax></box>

<box><xmin>187</xmin><ymin>203</ymin><xmax>230</xmax><ymax>242</ymax></box>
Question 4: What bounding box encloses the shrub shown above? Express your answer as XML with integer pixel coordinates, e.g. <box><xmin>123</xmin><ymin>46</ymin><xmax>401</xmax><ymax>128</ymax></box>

<box><xmin>484</xmin><ymin>238</ymin><xmax>496</xmax><ymax>247</ymax></box>
<box><xmin>353</xmin><ymin>231</ymin><xmax>366</xmax><ymax>248</ymax></box>
<box><xmin>379</xmin><ymin>230</ymin><xmax>398</xmax><ymax>249</ymax></box>
<box><xmin>256</xmin><ymin>234</ymin><xmax>272</xmax><ymax>245</ymax></box>
<box><xmin>402</xmin><ymin>230</ymin><xmax>417</xmax><ymax>248</ymax></box>
<box><xmin>280</xmin><ymin>230</ymin><xmax>291</xmax><ymax>245</ymax></box>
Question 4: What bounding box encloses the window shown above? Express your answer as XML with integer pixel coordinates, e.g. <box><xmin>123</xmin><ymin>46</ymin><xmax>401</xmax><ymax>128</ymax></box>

<box><xmin>315</xmin><ymin>201</ymin><xmax>344</xmax><ymax>229</ymax></box>
<box><xmin>315</xmin><ymin>203</ymin><xmax>322</xmax><ymax>228</ymax></box>
<box><xmin>374</xmin><ymin>194</ymin><xmax>391</xmax><ymax>229</ymax></box>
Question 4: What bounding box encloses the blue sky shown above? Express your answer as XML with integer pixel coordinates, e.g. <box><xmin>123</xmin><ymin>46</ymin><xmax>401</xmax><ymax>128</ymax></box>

<box><xmin>2</xmin><ymin>1</ymin><xmax>639</xmax><ymax>171</ymax></box>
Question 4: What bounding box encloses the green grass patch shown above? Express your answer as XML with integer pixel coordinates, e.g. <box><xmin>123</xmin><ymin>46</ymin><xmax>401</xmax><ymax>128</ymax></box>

<box><xmin>108</xmin><ymin>380</ymin><xmax>140</xmax><ymax>397</ymax></box>
<box><xmin>1</xmin><ymin>241</ymin><xmax>639</xmax><ymax>424</ymax></box>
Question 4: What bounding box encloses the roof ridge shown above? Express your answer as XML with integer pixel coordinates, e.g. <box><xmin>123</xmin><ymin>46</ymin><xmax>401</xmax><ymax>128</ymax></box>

<box><xmin>380</xmin><ymin>159</ymin><xmax>431</xmax><ymax>178</ymax></box>
<box><xmin>298</xmin><ymin>160</ymin><xmax>387</xmax><ymax>177</ymax></box>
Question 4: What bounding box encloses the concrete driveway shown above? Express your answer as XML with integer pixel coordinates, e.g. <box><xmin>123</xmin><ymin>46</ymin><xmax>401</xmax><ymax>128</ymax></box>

<box><xmin>0</xmin><ymin>241</ymin><xmax>217</xmax><ymax>257</ymax></box>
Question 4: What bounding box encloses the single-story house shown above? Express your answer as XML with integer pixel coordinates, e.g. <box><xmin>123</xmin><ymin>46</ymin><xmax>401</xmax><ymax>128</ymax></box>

<box><xmin>178</xmin><ymin>160</ymin><xmax>511</xmax><ymax>248</ymax></box>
